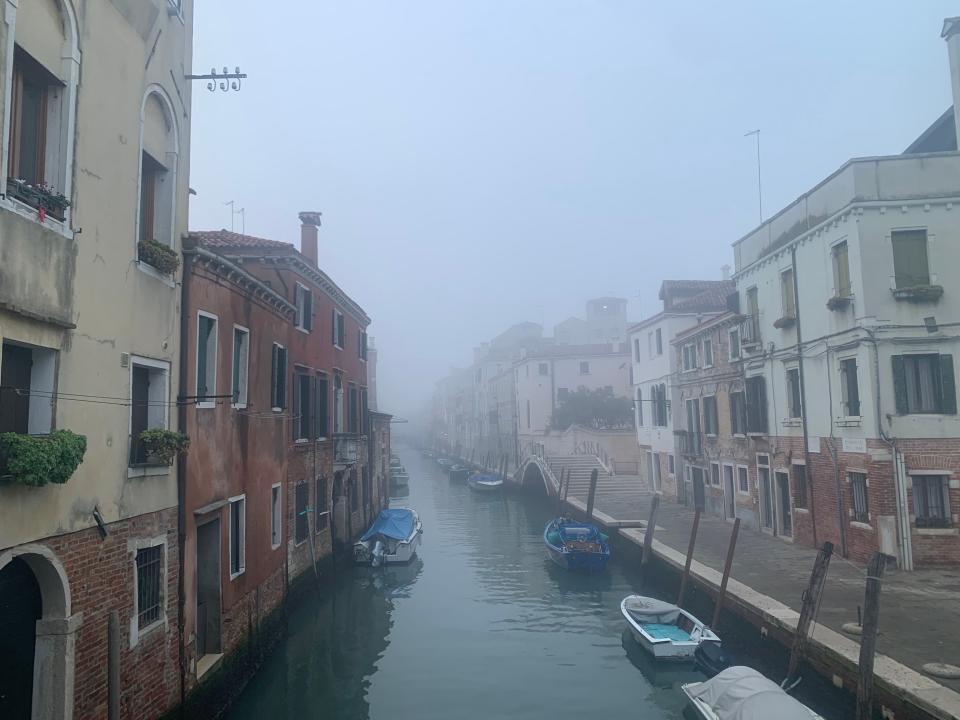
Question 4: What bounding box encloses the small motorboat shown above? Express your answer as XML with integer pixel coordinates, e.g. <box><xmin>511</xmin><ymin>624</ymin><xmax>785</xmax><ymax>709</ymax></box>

<box><xmin>448</xmin><ymin>464</ymin><xmax>470</xmax><ymax>482</ymax></box>
<box><xmin>694</xmin><ymin>640</ymin><xmax>737</xmax><ymax>678</ymax></box>
<box><xmin>543</xmin><ymin>518</ymin><xmax>610</xmax><ymax>571</ymax></box>
<box><xmin>436</xmin><ymin>457</ymin><xmax>453</xmax><ymax>469</ymax></box>
<box><xmin>621</xmin><ymin>595</ymin><xmax>719</xmax><ymax>660</ymax></box>
<box><xmin>390</xmin><ymin>467</ymin><xmax>409</xmax><ymax>487</ymax></box>
<box><xmin>354</xmin><ymin>508</ymin><xmax>423</xmax><ymax>566</ymax></box>
<box><xmin>467</xmin><ymin>472</ymin><xmax>503</xmax><ymax>492</ymax></box>
<box><xmin>681</xmin><ymin>666</ymin><xmax>824</xmax><ymax>719</ymax></box>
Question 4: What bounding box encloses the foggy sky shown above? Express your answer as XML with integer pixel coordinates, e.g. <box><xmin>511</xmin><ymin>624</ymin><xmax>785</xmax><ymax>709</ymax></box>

<box><xmin>188</xmin><ymin>1</ymin><xmax>957</xmax><ymax>421</ymax></box>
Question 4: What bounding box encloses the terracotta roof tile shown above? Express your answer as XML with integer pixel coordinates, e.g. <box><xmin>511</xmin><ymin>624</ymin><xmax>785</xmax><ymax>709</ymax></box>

<box><xmin>188</xmin><ymin>229</ymin><xmax>292</xmax><ymax>250</ymax></box>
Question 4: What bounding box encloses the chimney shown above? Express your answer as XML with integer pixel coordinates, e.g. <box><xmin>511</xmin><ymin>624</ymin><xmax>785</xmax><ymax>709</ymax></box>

<box><xmin>298</xmin><ymin>211</ymin><xmax>322</xmax><ymax>267</ymax></box>
<box><xmin>943</xmin><ymin>17</ymin><xmax>960</xmax><ymax>148</ymax></box>
<box><xmin>721</xmin><ymin>264</ymin><xmax>731</xmax><ymax>280</ymax></box>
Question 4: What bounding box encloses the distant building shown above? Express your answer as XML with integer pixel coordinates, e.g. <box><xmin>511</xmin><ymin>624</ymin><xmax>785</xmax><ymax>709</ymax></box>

<box><xmin>554</xmin><ymin>297</ymin><xmax>628</xmax><ymax>344</ymax></box>
<box><xmin>367</xmin><ymin>336</ymin><xmax>379</xmax><ymax>411</ymax></box>
<box><xmin>629</xmin><ymin>281</ymin><xmax>733</xmax><ymax>496</ymax></box>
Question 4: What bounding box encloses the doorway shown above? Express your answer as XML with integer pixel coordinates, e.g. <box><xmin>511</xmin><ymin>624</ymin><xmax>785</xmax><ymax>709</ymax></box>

<box><xmin>774</xmin><ymin>471</ymin><xmax>792</xmax><ymax>537</ymax></box>
<box><xmin>723</xmin><ymin>465</ymin><xmax>736</xmax><ymax>520</ymax></box>
<box><xmin>758</xmin><ymin>461</ymin><xmax>773</xmax><ymax>532</ymax></box>
<box><xmin>196</xmin><ymin>518</ymin><xmax>222</xmax><ymax>659</ymax></box>
<box><xmin>0</xmin><ymin>558</ymin><xmax>42</xmax><ymax>720</ymax></box>
<box><xmin>691</xmin><ymin>466</ymin><xmax>705</xmax><ymax>511</ymax></box>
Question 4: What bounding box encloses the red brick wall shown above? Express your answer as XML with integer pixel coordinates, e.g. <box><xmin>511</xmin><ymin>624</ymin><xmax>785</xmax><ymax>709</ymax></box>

<box><xmin>43</xmin><ymin>508</ymin><xmax>180</xmax><ymax>720</ymax></box>
<box><xmin>898</xmin><ymin>440</ymin><xmax>960</xmax><ymax>567</ymax></box>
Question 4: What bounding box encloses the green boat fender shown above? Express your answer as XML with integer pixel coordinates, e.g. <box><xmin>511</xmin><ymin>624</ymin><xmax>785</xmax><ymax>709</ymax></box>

<box><xmin>546</xmin><ymin>530</ymin><xmax>563</xmax><ymax>546</ymax></box>
<box><xmin>599</xmin><ymin>532</ymin><xmax>609</xmax><ymax>544</ymax></box>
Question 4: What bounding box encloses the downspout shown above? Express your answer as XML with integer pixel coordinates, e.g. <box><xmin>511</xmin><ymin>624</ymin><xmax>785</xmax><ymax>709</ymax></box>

<box><xmin>825</xmin><ymin>361</ymin><xmax>848</xmax><ymax>557</ymax></box>
<box><xmin>864</xmin><ymin>327</ymin><xmax>913</xmax><ymax>570</ymax></box>
<box><xmin>791</xmin><ymin>246</ymin><xmax>818</xmax><ymax>546</ymax></box>
<box><xmin>176</xmin><ymin>252</ymin><xmax>191</xmax><ymax>716</ymax></box>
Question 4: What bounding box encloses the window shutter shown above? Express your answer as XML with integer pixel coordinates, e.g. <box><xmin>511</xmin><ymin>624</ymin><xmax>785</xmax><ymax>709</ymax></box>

<box><xmin>940</xmin><ymin>354</ymin><xmax>957</xmax><ymax>415</ymax></box>
<box><xmin>278</xmin><ymin>347</ymin><xmax>287</xmax><ymax>409</ymax></box>
<box><xmin>332</xmin><ymin>309</ymin><xmax>337</xmax><ymax>345</ymax></box>
<box><xmin>757</xmin><ymin>378</ymin><xmax>768</xmax><ymax>431</ymax></box>
<box><xmin>891</xmin><ymin>355</ymin><xmax>908</xmax><ymax>415</ymax></box>
<box><xmin>271</xmin><ymin>345</ymin><xmax>278</xmax><ymax>407</ymax></box>
<box><xmin>197</xmin><ymin>328</ymin><xmax>208</xmax><ymax>399</ymax></box>
<box><xmin>304</xmin><ymin>290</ymin><xmax>313</xmax><ymax>331</ymax></box>
<box><xmin>846</xmin><ymin>361</ymin><xmax>861</xmax><ymax>416</ymax></box>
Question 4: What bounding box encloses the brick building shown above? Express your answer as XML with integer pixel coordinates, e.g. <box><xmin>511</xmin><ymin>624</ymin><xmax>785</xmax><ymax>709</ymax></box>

<box><xmin>0</xmin><ymin>1</ymin><xmax>192</xmax><ymax>718</ymax></box>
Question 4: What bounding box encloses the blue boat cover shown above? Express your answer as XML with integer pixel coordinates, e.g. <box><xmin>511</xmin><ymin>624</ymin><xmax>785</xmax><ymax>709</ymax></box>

<box><xmin>470</xmin><ymin>473</ymin><xmax>501</xmax><ymax>484</ymax></box>
<box><xmin>361</xmin><ymin>508</ymin><xmax>415</xmax><ymax>542</ymax></box>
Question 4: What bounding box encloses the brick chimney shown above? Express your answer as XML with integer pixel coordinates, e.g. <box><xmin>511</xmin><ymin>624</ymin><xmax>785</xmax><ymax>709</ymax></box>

<box><xmin>943</xmin><ymin>18</ymin><xmax>960</xmax><ymax>148</ymax></box>
<box><xmin>298</xmin><ymin>211</ymin><xmax>322</xmax><ymax>267</ymax></box>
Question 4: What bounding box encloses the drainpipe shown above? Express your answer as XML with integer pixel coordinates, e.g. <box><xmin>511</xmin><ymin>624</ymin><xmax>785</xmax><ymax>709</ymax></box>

<box><xmin>176</xmin><ymin>252</ymin><xmax>191</xmax><ymax>716</ymax></box>
<box><xmin>791</xmin><ymin>246</ymin><xmax>819</xmax><ymax>546</ymax></box>
<box><xmin>824</xmin><ymin>344</ymin><xmax>848</xmax><ymax>557</ymax></box>
<box><xmin>864</xmin><ymin>328</ymin><xmax>913</xmax><ymax>570</ymax></box>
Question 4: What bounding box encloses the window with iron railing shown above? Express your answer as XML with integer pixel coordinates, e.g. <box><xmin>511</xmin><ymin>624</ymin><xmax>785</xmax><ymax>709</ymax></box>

<box><xmin>850</xmin><ymin>472</ymin><xmax>868</xmax><ymax>523</ymax></box>
<box><xmin>913</xmin><ymin>475</ymin><xmax>951</xmax><ymax>528</ymax></box>
<box><xmin>136</xmin><ymin>545</ymin><xmax>163</xmax><ymax>631</ymax></box>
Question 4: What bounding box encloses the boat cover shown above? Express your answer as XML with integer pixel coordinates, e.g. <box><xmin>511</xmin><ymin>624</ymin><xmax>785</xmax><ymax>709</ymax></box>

<box><xmin>623</xmin><ymin>596</ymin><xmax>682</xmax><ymax>625</ymax></box>
<box><xmin>470</xmin><ymin>473</ymin><xmax>501</xmax><ymax>484</ymax></box>
<box><xmin>688</xmin><ymin>666</ymin><xmax>815</xmax><ymax>720</ymax></box>
<box><xmin>361</xmin><ymin>508</ymin><xmax>416</xmax><ymax>542</ymax></box>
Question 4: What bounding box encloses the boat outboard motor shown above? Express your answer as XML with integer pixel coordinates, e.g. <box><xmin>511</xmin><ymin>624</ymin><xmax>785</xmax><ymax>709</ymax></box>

<box><xmin>371</xmin><ymin>539</ymin><xmax>385</xmax><ymax>567</ymax></box>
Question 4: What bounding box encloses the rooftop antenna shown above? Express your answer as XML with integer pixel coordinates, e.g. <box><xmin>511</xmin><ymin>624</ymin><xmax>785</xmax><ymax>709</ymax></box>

<box><xmin>744</xmin><ymin>129</ymin><xmax>763</xmax><ymax>223</ymax></box>
<box><xmin>224</xmin><ymin>200</ymin><xmax>235</xmax><ymax>231</ymax></box>
<box><xmin>223</xmin><ymin>201</ymin><xmax>245</xmax><ymax>233</ymax></box>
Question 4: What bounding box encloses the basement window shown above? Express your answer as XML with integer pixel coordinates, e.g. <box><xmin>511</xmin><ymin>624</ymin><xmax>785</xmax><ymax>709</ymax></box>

<box><xmin>135</xmin><ymin>544</ymin><xmax>164</xmax><ymax>631</ymax></box>
<box><xmin>850</xmin><ymin>472</ymin><xmax>869</xmax><ymax>523</ymax></box>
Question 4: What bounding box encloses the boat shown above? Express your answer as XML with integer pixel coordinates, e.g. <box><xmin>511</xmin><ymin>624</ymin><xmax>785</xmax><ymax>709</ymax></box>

<box><xmin>694</xmin><ymin>639</ymin><xmax>737</xmax><ymax>677</ymax></box>
<box><xmin>681</xmin><ymin>666</ymin><xmax>824</xmax><ymax>720</ymax></box>
<box><xmin>620</xmin><ymin>595</ymin><xmax>719</xmax><ymax>660</ymax></box>
<box><xmin>436</xmin><ymin>457</ymin><xmax>453</xmax><ymax>468</ymax></box>
<box><xmin>390</xmin><ymin>467</ymin><xmax>409</xmax><ymax>487</ymax></box>
<box><xmin>353</xmin><ymin>507</ymin><xmax>423</xmax><ymax>566</ymax></box>
<box><xmin>448</xmin><ymin>464</ymin><xmax>471</xmax><ymax>482</ymax></box>
<box><xmin>467</xmin><ymin>472</ymin><xmax>503</xmax><ymax>492</ymax></box>
<box><xmin>543</xmin><ymin>518</ymin><xmax>611</xmax><ymax>571</ymax></box>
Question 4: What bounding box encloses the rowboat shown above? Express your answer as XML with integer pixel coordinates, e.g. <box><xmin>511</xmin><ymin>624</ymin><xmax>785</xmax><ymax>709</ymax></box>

<box><xmin>448</xmin><ymin>464</ymin><xmax>471</xmax><ymax>482</ymax></box>
<box><xmin>543</xmin><ymin>518</ymin><xmax>610</xmax><ymax>571</ymax></box>
<box><xmin>353</xmin><ymin>508</ymin><xmax>423</xmax><ymax>567</ymax></box>
<box><xmin>467</xmin><ymin>472</ymin><xmax>503</xmax><ymax>491</ymax></box>
<box><xmin>389</xmin><ymin>462</ymin><xmax>409</xmax><ymax>487</ymax></box>
<box><xmin>620</xmin><ymin>595</ymin><xmax>719</xmax><ymax>660</ymax></box>
<box><xmin>681</xmin><ymin>666</ymin><xmax>824</xmax><ymax>719</ymax></box>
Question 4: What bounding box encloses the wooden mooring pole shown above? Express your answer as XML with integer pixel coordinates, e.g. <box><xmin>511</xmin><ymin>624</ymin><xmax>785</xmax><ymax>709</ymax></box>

<box><xmin>711</xmin><ymin>518</ymin><xmax>741</xmax><ymax>629</ymax></box>
<box><xmin>108</xmin><ymin>610</ymin><xmax>120</xmax><ymax>720</ymax></box>
<box><xmin>585</xmin><ymin>469</ymin><xmax>599</xmax><ymax>519</ymax></box>
<box><xmin>784</xmin><ymin>541</ymin><xmax>834</xmax><ymax>687</ymax></box>
<box><xmin>677</xmin><ymin>509</ymin><xmax>701</xmax><ymax>607</ymax></box>
<box><xmin>855</xmin><ymin>552</ymin><xmax>887</xmax><ymax>720</ymax></box>
<box><xmin>555</xmin><ymin>469</ymin><xmax>566</xmax><ymax>516</ymax></box>
<box><xmin>640</xmin><ymin>495</ymin><xmax>661</xmax><ymax>571</ymax></box>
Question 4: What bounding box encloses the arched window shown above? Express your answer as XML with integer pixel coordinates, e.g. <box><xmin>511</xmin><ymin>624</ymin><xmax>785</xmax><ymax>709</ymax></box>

<box><xmin>3</xmin><ymin>0</ymin><xmax>80</xmax><ymax>224</ymax></box>
<box><xmin>137</xmin><ymin>88</ymin><xmax>179</xmax><ymax>259</ymax></box>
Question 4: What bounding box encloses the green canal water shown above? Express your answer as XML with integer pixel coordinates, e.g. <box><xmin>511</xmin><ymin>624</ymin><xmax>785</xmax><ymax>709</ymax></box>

<box><xmin>228</xmin><ymin>447</ymin><xmax>846</xmax><ymax>720</ymax></box>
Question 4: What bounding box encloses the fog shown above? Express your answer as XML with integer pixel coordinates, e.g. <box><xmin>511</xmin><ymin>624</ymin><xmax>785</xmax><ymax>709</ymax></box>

<box><xmin>188</xmin><ymin>1</ymin><xmax>956</xmax><ymax>423</ymax></box>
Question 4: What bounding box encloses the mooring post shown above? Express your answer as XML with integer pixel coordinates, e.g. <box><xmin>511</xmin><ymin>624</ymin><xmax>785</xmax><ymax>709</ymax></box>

<box><xmin>711</xmin><ymin>517</ymin><xmax>741</xmax><ymax>629</ymax></box>
<box><xmin>556</xmin><ymin>468</ymin><xmax>565</xmax><ymax>516</ymax></box>
<box><xmin>641</xmin><ymin>495</ymin><xmax>661</xmax><ymax>571</ymax></box>
<box><xmin>677</xmin><ymin>509</ymin><xmax>701</xmax><ymax>607</ymax></box>
<box><xmin>856</xmin><ymin>552</ymin><xmax>887</xmax><ymax>720</ymax></box>
<box><xmin>785</xmin><ymin>541</ymin><xmax>834</xmax><ymax>686</ymax></box>
<box><xmin>585</xmin><ymin>468</ymin><xmax>599</xmax><ymax>519</ymax></box>
<box><xmin>562</xmin><ymin>468</ymin><xmax>570</xmax><ymax>503</ymax></box>
<box><xmin>108</xmin><ymin>610</ymin><xmax>120</xmax><ymax>720</ymax></box>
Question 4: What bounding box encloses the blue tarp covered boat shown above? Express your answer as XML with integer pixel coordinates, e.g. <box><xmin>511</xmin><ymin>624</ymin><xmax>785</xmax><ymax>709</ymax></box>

<box><xmin>467</xmin><ymin>472</ymin><xmax>503</xmax><ymax>492</ymax></box>
<box><xmin>355</xmin><ymin>508</ymin><xmax>422</xmax><ymax>566</ymax></box>
<box><xmin>543</xmin><ymin>518</ymin><xmax>611</xmax><ymax>571</ymax></box>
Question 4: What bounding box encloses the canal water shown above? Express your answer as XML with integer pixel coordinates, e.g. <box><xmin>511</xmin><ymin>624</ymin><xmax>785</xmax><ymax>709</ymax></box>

<box><xmin>228</xmin><ymin>446</ymin><xmax>842</xmax><ymax>720</ymax></box>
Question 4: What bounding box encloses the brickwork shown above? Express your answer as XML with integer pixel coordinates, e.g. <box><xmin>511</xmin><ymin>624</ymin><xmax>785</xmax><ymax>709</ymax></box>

<box><xmin>37</xmin><ymin>508</ymin><xmax>180</xmax><ymax>720</ymax></box>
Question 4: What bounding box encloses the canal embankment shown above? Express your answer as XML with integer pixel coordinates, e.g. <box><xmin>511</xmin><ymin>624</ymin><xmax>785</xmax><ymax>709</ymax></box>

<box><xmin>556</xmin><ymin>488</ymin><xmax>960</xmax><ymax>720</ymax></box>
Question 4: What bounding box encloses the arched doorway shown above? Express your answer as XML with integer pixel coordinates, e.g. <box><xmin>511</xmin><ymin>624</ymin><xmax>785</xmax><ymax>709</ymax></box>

<box><xmin>0</xmin><ymin>558</ymin><xmax>42</xmax><ymax>719</ymax></box>
<box><xmin>0</xmin><ymin>545</ymin><xmax>79</xmax><ymax>720</ymax></box>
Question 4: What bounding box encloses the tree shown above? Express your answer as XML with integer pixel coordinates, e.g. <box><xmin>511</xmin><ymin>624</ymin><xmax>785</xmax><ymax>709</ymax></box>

<box><xmin>551</xmin><ymin>387</ymin><xmax>634</xmax><ymax>430</ymax></box>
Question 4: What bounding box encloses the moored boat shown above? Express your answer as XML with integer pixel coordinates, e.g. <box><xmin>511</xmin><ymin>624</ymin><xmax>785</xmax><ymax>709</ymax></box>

<box><xmin>390</xmin><ymin>467</ymin><xmax>409</xmax><ymax>487</ymax></box>
<box><xmin>681</xmin><ymin>666</ymin><xmax>824</xmax><ymax>719</ymax></box>
<box><xmin>448</xmin><ymin>464</ymin><xmax>470</xmax><ymax>482</ymax></box>
<box><xmin>353</xmin><ymin>507</ymin><xmax>423</xmax><ymax>566</ymax></box>
<box><xmin>543</xmin><ymin>518</ymin><xmax>610</xmax><ymax>571</ymax></box>
<box><xmin>620</xmin><ymin>595</ymin><xmax>719</xmax><ymax>660</ymax></box>
<box><xmin>467</xmin><ymin>472</ymin><xmax>503</xmax><ymax>491</ymax></box>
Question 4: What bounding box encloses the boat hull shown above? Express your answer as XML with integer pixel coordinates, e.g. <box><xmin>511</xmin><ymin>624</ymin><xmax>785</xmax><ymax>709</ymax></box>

<box><xmin>543</xmin><ymin>519</ymin><xmax>610</xmax><ymax>572</ymax></box>
<box><xmin>353</xmin><ymin>509</ymin><xmax>422</xmax><ymax>566</ymax></box>
<box><xmin>467</xmin><ymin>478</ymin><xmax>502</xmax><ymax>492</ymax></box>
<box><xmin>621</xmin><ymin>596</ymin><xmax>720</xmax><ymax>661</ymax></box>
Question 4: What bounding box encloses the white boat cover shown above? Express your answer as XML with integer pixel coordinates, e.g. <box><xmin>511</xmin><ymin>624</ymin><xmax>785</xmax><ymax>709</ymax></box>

<box><xmin>688</xmin><ymin>666</ymin><xmax>816</xmax><ymax>720</ymax></box>
<box><xmin>623</xmin><ymin>596</ymin><xmax>681</xmax><ymax>624</ymax></box>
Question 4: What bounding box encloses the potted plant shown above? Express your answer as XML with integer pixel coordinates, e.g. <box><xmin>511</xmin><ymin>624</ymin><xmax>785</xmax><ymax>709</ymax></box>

<box><xmin>138</xmin><ymin>239</ymin><xmax>181</xmax><ymax>275</ymax></box>
<box><xmin>0</xmin><ymin>430</ymin><xmax>87</xmax><ymax>487</ymax></box>
<box><xmin>826</xmin><ymin>295</ymin><xmax>852</xmax><ymax>311</ymax></box>
<box><xmin>138</xmin><ymin>429</ymin><xmax>190</xmax><ymax>465</ymax></box>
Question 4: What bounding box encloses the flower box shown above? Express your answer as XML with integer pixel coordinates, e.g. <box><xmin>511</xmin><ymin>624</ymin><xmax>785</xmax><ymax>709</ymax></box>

<box><xmin>7</xmin><ymin>178</ymin><xmax>70</xmax><ymax>221</ymax></box>
<box><xmin>138</xmin><ymin>239</ymin><xmax>180</xmax><ymax>275</ymax></box>
<box><xmin>773</xmin><ymin>315</ymin><xmax>796</xmax><ymax>330</ymax></box>
<box><xmin>826</xmin><ymin>295</ymin><xmax>852</xmax><ymax>311</ymax></box>
<box><xmin>891</xmin><ymin>285</ymin><xmax>943</xmax><ymax>303</ymax></box>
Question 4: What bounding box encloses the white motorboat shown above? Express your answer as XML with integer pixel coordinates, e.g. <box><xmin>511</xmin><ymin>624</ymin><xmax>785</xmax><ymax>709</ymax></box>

<box><xmin>621</xmin><ymin>595</ymin><xmax>720</xmax><ymax>660</ymax></box>
<box><xmin>353</xmin><ymin>508</ymin><xmax>422</xmax><ymax>566</ymax></box>
<box><xmin>681</xmin><ymin>666</ymin><xmax>824</xmax><ymax>720</ymax></box>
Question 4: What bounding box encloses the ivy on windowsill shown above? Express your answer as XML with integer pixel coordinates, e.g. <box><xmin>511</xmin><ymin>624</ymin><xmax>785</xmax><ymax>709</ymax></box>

<box><xmin>137</xmin><ymin>429</ymin><xmax>190</xmax><ymax>466</ymax></box>
<box><xmin>826</xmin><ymin>295</ymin><xmax>852</xmax><ymax>311</ymax></box>
<box><xmin>773</xmin><ymin>315</ymin><xmax>796</xmax><ymax>330</ymax></box>
<box><xmin>0</xmin><ymin>430</ymin><xmax>87</xmax><ymax>487</ymax></box>
<box><xmin>138</xmin><ymin>239</ymin><xmax>180</xmax><ymax>276</ymax></box>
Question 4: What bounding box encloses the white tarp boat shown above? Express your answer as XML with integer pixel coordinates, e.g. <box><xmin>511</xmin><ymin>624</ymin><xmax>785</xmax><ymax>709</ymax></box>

<box><xmin>353</xmin><ymin>508</ymin><xmax>422</xmax><ymax>566</ymax></box>
<box><xmin>621</xmin><ymin>595</ymin><xmax>720</xmax><ymax>660</ymax></box>
<box><xmin>681</xmin><ymin>666</ymin><xmax>823</xmax><ymax>720</ymax></box>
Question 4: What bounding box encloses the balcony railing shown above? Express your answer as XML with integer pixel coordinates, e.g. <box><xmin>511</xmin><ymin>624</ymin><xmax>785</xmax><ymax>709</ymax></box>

<box><xmin>333</xmin><ymin>433</ymin><xmax>360</xmax><ymax>465</ymax></box>
<box><xmin>674</xmin><ymin>429</ymin><xmax>703</xmax><ymax>458</ymax></box>
<box><xmin>741</xmin><ymin>314</ymin><xmax>761</xmax><ymax>347</ymax></box>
